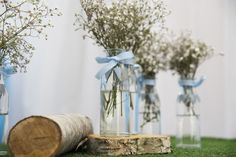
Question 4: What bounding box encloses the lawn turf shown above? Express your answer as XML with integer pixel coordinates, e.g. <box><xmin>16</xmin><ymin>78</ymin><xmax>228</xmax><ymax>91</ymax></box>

<box><xmin>2</xmin><ymin>138</ymin><xmax>236</xmax><ymax>157</ymax></box>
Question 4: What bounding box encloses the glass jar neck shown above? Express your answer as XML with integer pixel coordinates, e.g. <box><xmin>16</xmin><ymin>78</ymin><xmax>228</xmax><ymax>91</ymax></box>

<box><xmin>105</xmin><ymin>48</ymin><xmax>125</xmax><ymax>56</ymax></box>
<box><xmin>143</xmin><ymin>76</ymin><xmax>156</xmax><ymax>93</ymax></box>
<box><xmin>181</xmin><ymin>86</ymin><xmax>195</xmax><ymax>95</ymax></box>
<box><xmin>179</xmin><ymin>76</ymin><xmax>197</xmax><ymax>95</ymax></box>
<box><xmin>143</xmin><ymin>74</ymin><xmax>156</xmax><ymax>80</ymax></box>
<box><xmin>143</xmin><ymin>75</ymin><xmax>156</xmax><ymax>86</ymax></box>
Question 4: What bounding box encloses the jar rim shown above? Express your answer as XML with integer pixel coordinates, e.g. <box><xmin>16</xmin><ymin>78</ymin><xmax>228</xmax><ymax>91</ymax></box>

<box><xmin>104</xmin><ymin>48</ymin><xmax>126</xmax><ymax>56</ymax></box>
<box><xmin>143</xmin><ymin>75</ymin><xmax>156</xmax><ymax>80</ymax></box>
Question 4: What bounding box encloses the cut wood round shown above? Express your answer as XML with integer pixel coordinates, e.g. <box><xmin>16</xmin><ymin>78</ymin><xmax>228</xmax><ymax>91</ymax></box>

<box><xmin>87</xmin><ymin>134</ymin><xmax>171</xmax><ymax>155</ymax></box>
<box><xmin>8</xmin><ymin>114</ymin><xmax>93</xmax><ymax>157</ymax></box>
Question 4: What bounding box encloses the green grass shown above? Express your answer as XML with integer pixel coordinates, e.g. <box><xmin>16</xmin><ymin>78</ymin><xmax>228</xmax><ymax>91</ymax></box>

<box><xmin>2</xmin><ymin>138</ymin><xmax>236</xmax><ymax>157</ymax></box>
<box><xmin>61</xmin><ymin>138</ymin><xmax>236</xmax><ymax>157</ymax></box>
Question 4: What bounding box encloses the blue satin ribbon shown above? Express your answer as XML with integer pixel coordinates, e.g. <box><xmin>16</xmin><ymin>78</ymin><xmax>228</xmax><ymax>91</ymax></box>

<box><xmin>95</xmin><ymin>51</ymin><xmax>134</xmax><ymax>81</ymax></box>
<box><xmin>0</xmin><ymin>65</ymin><xmax>16</xmax><ymax>82</ymax></box>
<box><xmin>178</xmin><ymin>77</ymin><xmax>205</xmax><ymax>88</ymax></box>
<box><xmin>143</xmin><ymin>79</ymin><xmax>156</xmax><ymax>86</ymax></box>
<box><xmin>177</xmin><ymin>77</ymin><xmax>205</xmax><ymax>104</ymax></box>
<box><xmin>137</xmin><ymin>76</ymin><xmax>157</xmax><ymax>92</ymax></box>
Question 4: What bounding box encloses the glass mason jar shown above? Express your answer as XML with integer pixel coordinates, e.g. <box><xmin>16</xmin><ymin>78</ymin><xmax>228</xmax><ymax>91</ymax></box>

<box><xmin>176</xmin><ymin>85</ymin><xmax>201</xmax><ymax>148</ymax></box>
<box><xmin>139</xmin><ymin>76</ymin><xmax>161</xmax><ymax>134</ymax></box>
<box><xmin>0</xmin><ymin>70</ymin><xmax>9</xmax><ymax>156</ymax></box>
<box><xmin>99</xmin><ymin>49</ymin><xmax>138</xmax><ymax>136</ymax></box>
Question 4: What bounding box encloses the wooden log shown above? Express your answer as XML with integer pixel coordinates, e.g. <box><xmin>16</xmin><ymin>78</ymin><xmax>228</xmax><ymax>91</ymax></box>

<box><xmin>8</xmin><ymin>114</ymin><xmax>93</xmax><ymax>157</ymax></box>
<box><xmin>86</xmin><ymin>134</ymin><xmax>171</xmax><ymax>155</ymax></box>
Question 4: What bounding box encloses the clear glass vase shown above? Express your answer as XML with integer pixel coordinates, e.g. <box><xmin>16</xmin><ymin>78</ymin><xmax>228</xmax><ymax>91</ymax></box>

<box><xmin>0</xmin><ymin>72</ymin><xmax>9</xmax><ymax>155</ymax></box>
<box><xmin>100</xmin><ymin>49</ymin><xmax>137</xmax><ymax>136</ymax></box>
<box><xmin>139</xmin><ymin>76</ymin><xmax>161</xmax><ymax>134</ymax></box>
<box><xmin>176</xmin><ymin>86</ymin><xmax>201</xmax><ymax>148</ymax></box>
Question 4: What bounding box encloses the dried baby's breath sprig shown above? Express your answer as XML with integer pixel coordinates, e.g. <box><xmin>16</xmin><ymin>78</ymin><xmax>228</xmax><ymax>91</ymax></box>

<box><xmin>136</xmin><ymin>32</ymin><xmax>172</xmax><ymax>77</ymax></box>
<box><xmin>0</xmin><ymin>0</ymin><xmax>62</xmax><ymax>72</ymax></box>
<box><xmin>75</xmin><ymin>0</ymin><xmax>169</xmax><ymax>56</ymax></box>
<box><xmin>169</xmin><ymin>32</ymin><xmax>214</xmax><ymax>79</ymax></box>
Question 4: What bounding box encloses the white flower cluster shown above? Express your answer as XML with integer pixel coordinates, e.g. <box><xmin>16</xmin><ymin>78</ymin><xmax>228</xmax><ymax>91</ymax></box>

<box><xmin>136</xmin><ymin>33</ymin><xmax>172</xmax><ymax>77</ymax></box>
<box><xmin>75</xmin><ymin>0</ymin><xmax>169</xmax><ymax>56</ymax></box>
<box><xmin>169</xmin><ymin>32</ymin><xmax>214</xmax><ymax>79</ymax></box>
<box><xmin>0</xmin><ymin>0</ymin><xmax>61</xmax><ymax>72</ymax></box>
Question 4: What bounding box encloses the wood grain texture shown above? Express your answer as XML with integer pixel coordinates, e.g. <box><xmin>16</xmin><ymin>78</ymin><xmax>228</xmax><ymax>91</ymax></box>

<box><xmin>8</xmin><ymin>116</ymin><xmax>61</xmax><ymax>157</ymax></box>
<box><xmin>86</xmin><ymin>134</ymin><xmax>171</xmax><ymax>155</ymax></box>
<box><xmin>8</xmin><ymin>115</ymin><xmax>93</xmax><ymax>157</ymax></box>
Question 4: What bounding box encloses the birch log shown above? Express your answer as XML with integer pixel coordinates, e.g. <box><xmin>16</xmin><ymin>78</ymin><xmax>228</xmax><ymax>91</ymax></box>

<box><xmin>87</xmin><ymin>134</ymin><xmax>171</xmax><ymax>155</ymax></box>
<box><xmin>8</xmin><ymin>114</ymin><xmax>93</xmax><ymax>157</ymax></box>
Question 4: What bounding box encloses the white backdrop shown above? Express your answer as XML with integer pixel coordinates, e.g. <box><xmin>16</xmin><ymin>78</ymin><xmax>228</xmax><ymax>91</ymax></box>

<box><xmin>6</xmin><ymin>0</ymin><xmax>236</xmax><ymax>138</ymax></box>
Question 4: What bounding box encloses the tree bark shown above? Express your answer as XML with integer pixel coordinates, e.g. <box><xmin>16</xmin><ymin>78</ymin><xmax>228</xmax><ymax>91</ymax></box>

<box><xmin>87</xmin><ymin>134</ymin><xmax>171</xmax><ymax>155</ymax></box>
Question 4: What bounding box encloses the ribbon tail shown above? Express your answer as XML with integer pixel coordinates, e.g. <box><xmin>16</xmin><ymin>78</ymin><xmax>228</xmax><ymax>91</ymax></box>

<box><xmin>193</xmin><ymin>77</ymin><xmax>205</xmax><ymax>88</ymax></box>
<box><xmin>96</xmin><ymin>57</ymin><xmax>110</xmax><ymax>63</ymax></box>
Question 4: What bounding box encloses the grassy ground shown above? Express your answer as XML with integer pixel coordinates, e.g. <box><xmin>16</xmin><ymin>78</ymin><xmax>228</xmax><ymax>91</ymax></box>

<box><xmin>2</xmin><ymin>138</ymin><xmax>236</xmax><ymax>157</ymax></box>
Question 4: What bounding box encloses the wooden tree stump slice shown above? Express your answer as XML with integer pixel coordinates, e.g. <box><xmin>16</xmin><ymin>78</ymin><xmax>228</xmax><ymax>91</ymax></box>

<box><xmin>87</xmin><ymin>134</ymin><xmax>171</xmax><ymax>155</ymax></box>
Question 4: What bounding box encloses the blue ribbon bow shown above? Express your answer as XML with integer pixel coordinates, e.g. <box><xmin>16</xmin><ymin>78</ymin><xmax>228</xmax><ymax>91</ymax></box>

<box><xmin>95</xmin><ymin>51</ymin><xmax>134</xmax><ymax>81</ymax></box>
<box><xmin>177</xmin><ymin>77</ymin><xmax>205</xmax><ymax>104</ymax></box>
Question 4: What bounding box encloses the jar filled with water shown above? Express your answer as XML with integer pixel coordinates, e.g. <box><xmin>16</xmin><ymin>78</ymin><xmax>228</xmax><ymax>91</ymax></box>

<box><xmin>99</xmin><ymin>49</ymin><xmax>138</xmax><ymax>136</ymax></box>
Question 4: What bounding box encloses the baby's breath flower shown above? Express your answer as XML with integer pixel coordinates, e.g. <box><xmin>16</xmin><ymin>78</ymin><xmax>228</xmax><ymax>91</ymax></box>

<box><xmin>0</xmin><ymin>0</ymin><xmax>61</xmax><ymax>72</ymax></box>
<box><xmin>135</xmin><ymin>32</ymin><xmax>172</xmax><ymax>77</ymax></box>
<box><xmin>169</xmin><ymin>31</ymin><xmax>214</xmax><ymax>79</ymax></box>
<box><xmin>75</xmin><ymin>0</ymin><xmax>169</xmax><ymax>56</ymax></box>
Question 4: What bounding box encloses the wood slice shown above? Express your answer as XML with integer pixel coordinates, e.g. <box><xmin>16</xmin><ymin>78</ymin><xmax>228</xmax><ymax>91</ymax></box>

<box><xmin>8</xmin><ymin>114</ymin><xmax>93</xmax><ymax>157</ymax></box>
<box><xmin>86</xmin><ymin>134</ymin><xmax>171</xmax><ymax>155</ymax></box>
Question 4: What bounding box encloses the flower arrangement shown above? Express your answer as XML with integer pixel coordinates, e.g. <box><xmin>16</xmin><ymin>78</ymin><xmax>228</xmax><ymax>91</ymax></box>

<box><xmin>169</xmin><ymin>32</ymin><xmax>215</xmax><ymax>148</ymax></box>
<box><xmin>135</xmin><ymin>32</ymin><xmax>171</xmax><ymax>130</ymax></box>
<box><xmin>169</xmin><ymin>32</ymin><xmax>214</xmax><ymax>80</ymax></box>
<box><xmin>75</xmin><ymin>0</ymin><xmax>168</xmax><ymax>55</ymax></box>
<box><xmin>75</xmin><ymin>0</ymin><xmax>169</xmax><ymax>135</ymax></box>
<box><xmin>136</xmin><ymin>33</ymin><xmax>171</xmax><ymax>77</ymax></box>
<box><xmin>169</xmin><ymin>31</ymin><xmax>214</xmax><ymax>115</ymax></box>
<box><xmin>0</xmin><ymin>0</ymin><xmax>61</xmax><ymax>72</ymax></box>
